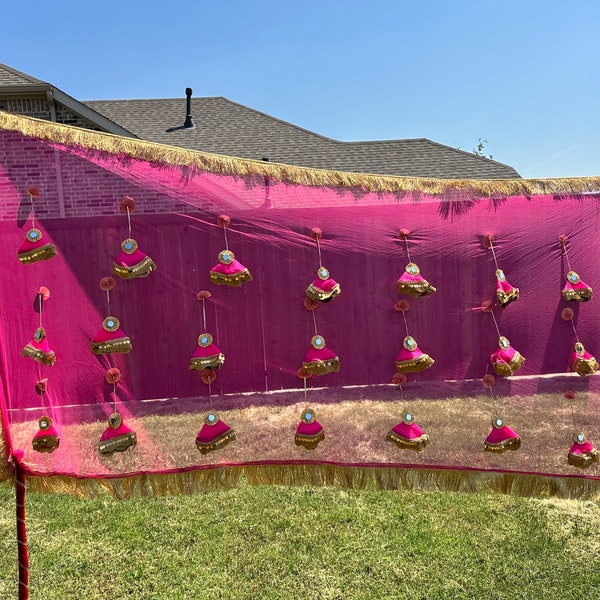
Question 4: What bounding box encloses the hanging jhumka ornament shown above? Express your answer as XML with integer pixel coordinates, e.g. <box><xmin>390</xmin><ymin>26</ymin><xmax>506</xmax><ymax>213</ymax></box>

<box><xmin>394</xmin><ymin>299</ymin><xmax>434</xmax><ymax>375</ymax></box>
<box><xmin>482</xmin><ymin>374</ymin><xmax>521</xmax><ymax>453</ymax></box>
<box><xmin>559</xmin><ymin>234</ymin><xmax>592</xmax><ymax>302</ymax></box>
<box><xmin>22</xmin><ymin>286</ymin><xmax>56</xmax><ymax>366</ymax></box>
<box><xmin>192</xmin><ymin>291</ymin><xmax>235</xmax><ymax>453</ymax></box>
<box><xmin>562</xmin><ymin>308</ymin><xmax>598</xmax><ymax>376</ymax></box>
<box><xmin>483</xmin><ymin>234</ymin><xmax>519</xmax><ymax>307</ymax></box>
<box><xmin>31</xmin><ymin>377</ymin><xmax>60</xmax><ymax>454</ymax></box>
<box><xmin>209</xmin><ymin>215</ymin><xmax>252</xmax><ymax>287</ymax></box>
<box><xmin>113</xmin><ymin>196</ymin><xmax>156</xmax><ymax>279</ymax></box>
<box><xmin>564</xmin><ymin>391</ymin><xmax>599</xmax><ymax>469</ymax></box>
<box><xmin>90</xmin><ymin>277</ymin><xmax>132</xmax><ymax>355</ymax></box>
<box><xmin>295</xmin><ymin>369</ymin><xmax>325</xmax><ymax>450</ymax></box>
<box><xmin>17</xmin><ymin>186</ymin><xmax>58</xmax><ymax>264</ymax></box>
<box><xmin>396</xmin><ymin>229</ymin><xmax>436</xmax><ymax>298</ymax></box>
<box><xmin>98</xmin><ymin>367</ymin><xmax>137</xmax><ymax>455</ymax></box>
<box><xmin>386</xmin><ymin>371</ymin><xmax>430</xmax><ymax>452</ymax></box>
<box><xmin>483</xmin><ymin>301</ymin><xmax>524</xmax><ymax>377</ymax></box>
<box><xmin>305</xmin><ymin>227</ymin><xmax>340</xmax><ymax>304</ymax></box>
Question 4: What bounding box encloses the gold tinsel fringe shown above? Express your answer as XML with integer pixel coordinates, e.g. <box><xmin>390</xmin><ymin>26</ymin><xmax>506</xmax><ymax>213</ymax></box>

<box><xmin>21</xmin><ymin>467</ymin><xmax>244</xmax><ymax>499</ymax></box>
<box><xmin>2</xmin><ymin>111</ymin><xmax>600</xmax><ymax>196</ymax></box>
<box><xmin>243</xmin><ymin>463</ymin><xmax>600</xmax><ymax>500</ymax></box>
<box><xmin>1</xmin><ymin>463</ymin><xmax>599</xmax><ymax>500</ymax></box>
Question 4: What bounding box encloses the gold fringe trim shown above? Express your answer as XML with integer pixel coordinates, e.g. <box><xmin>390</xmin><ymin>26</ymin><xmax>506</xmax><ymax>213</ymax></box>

<box><xmin>3</xmin><ymin>111</ymin><xmax>600</xmax><ymax>196</ymax></box>
<box><xmin>17</xmin><ymin>243</ymin><xmax>58</xmax><ymax>264</ymax></box>
<box><xmin>395</xmin><ymin>355</ymin><xmax>435</xmax><ymax>374</ymax></box>
<box><xmin>305</xmin><ymin>283</ymin><xmax>341</xmax><ymax>302</ymax></box>
<box><xmin>568</xmin><ymin>449</ymin><xmax>599</xmax><ymax>469</ymax></box>
<box><xmin>90</xmin><ymin>337</ymin><xmax>132</xmax><ymax>355</ymax></box>
<box><xmin>396</xmin><ymin>281</ymin><xmax>436</xmax><ymax>297</ymax></box>
<box><xmin>19</xmin><ymin>467</ymin><xmax>244</xmax><ymax>499</ymax></box>
<box><xmin>113</xmin><ymin>257</ymin><xmax>156</xmax><ymax>279</ymax></box>
<box><xmin>209</xmin><ymin>269</ymin><xmax>253</xmax><ymax>287</ymax></box>
<box><xmin>562</xmin><ymin>288</ymin><xmax>593</xmax><ymax>302</ymax></box>
<box><xmin>21</xmin><ymin>345</ymin><xmax>56</xmax><ymax>366</ymax></box>
<box><xmin>98</xmin><ymin>432</ymin><xmax>137</xmax><ymax>455</ymax></box>
<box><xmin>386</xmin><ymin>431</ymin><xmax>430</xmax><ymax>452</ymax></box>
<box><xmin>196</xmin><ymin>430</ymin><xmax>236</xmax><ymax>454</ymax></box>
<box><xmin>484</xmin><ymin>437</ymin><xmax>522</xmax><ymax>453</ymax></box>
<box><xmin>497</xmin><ymin>288</ymin><xmax>520</xmax><ymax>307</ymax></box>
<box><xmin>243</xmin><ymin>463</ymin><xmax>600</xmax><ymax>500</ymax></box>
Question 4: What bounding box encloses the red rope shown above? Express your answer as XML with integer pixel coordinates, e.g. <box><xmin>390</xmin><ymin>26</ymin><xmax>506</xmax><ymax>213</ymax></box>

<box><xmin>15</xmin><ymin>456</ymin><xmax>29</xmax><ymax>600</ymax></box>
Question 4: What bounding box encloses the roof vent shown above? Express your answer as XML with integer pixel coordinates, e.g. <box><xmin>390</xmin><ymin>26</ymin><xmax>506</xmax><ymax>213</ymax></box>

<box><xmin>183</xmin><ymin>87</ymin><xmax>196</xmax><ymax>129</ymax></box>
<box><xmin>166</xmin><ymin>87</ymin><xmax>196</xmax><ymax>132</ymax></box>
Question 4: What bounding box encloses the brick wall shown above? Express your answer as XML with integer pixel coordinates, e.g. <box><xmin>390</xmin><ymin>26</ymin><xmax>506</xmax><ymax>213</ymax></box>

<box><xmin>0</xmin><ymin>130</ymin><xmax>197</xmax><ymax>222</ymax></box>
<box><xmin>0</xmin><ymin>96</ymin><xmax>103</xmax><ymax>130</ymax></box>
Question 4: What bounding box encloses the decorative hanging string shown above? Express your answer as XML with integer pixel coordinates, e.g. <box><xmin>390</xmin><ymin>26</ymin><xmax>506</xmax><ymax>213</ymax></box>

<box><xmin>201</xmin><ymin>297</ymin><xmax>207</xmax><ymax>332</ymax></box>
<box><xmin>403</xmin><ymin>237</ymin><xmax>412</xmax><ymax>264</ymax></box>
<box><xmin>38</xmin><ymin>294</ymin><xmax>42</xmax><ymax>330</ymax></box>
<box><xmin>315</xmin><ymin>236</ymin><xmax>323</xmax><ymax>268</ymax></box>
<box><xmin>311</xmin><ymin>310</ymin><xmax>319</xmax><ymax>337</ymax></box>
<box><xmin>401</xmin><ymin>309</ymin><xmax>410</xmax><ymax>337</ymax></box>
<box><xmin>489</xmin><ymin>308</ymin><xmax>502</xmax><ymax>339</ymax></box>
<box><xmin>559</xmin><ymin>235</ymin><xmax>574</xmax><ymax>273</ymax></box>
<box><xmin>565</xmin><ymin>391</ymin><xmax>577</xmax><ymax>430</ymax></box>
<box><xmin>562</xmin><ymin>308</ymin><xmax>580</xmax><ymax>343</ymax></box>
<box><xmin>487</xmin><ymin>238</ymin><xmax>501</xmax><ymax>271</ymax></box>
<box><xmin>126</xmin><ymin>206</ymin><xmax>132</xmax><ymax>240</ymax></box>
<box><xmin>223</xmin><ymin>225</ymin><xmax>229</xmax><ymax>252</ymax></box>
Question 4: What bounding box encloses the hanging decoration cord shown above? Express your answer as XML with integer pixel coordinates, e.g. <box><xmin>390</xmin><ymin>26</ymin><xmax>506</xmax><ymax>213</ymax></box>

<box><xmin>561</xmin><ymin>238</ymin><xmax>573</xmax><ymax>273</ymax></box>
<box><xmin>312</xmin><ymin>310</ymin><xmax>319</xmax><ymax>337</ymax></box>
<box><xmin>223</xmin><ymin>226</ymin><xmax>229</xmax><ymax>252</ymax></box>
<box><xmin>38</xmin><ymin>294</ymin><xmax>42</xmax><ymax>330</ymax></box>
<box><xmin>29</xmin><ymin>196</ymin><xmax>35</xmax><ymax>231</ymax></box>
<box><xmin>126</xmin><ymin>206</ymin><xmax>132</xmax><ymax>240</ymax></box>
<box><xmin>402</xmin><ymin>310</ymin><xmax>410</xmax><ymax>337</ymax></box>
<box><xmin>489</xmin><ymin>309</ymin><xmax>502</xmax><ymax>339</ymax></box>
<box><xmin>488</xmin><ymin>239</ymin><xmax>500</xmax><ymax>271</ymax></box>
<box><xmin>404</xmin><ymin>238</ymin><xmax>412</xmax><ymax>264</ymax></box>
<box><xmin>315</xmin><ymin>237</ymin><xmax>322</xmax><ymax>268</ymax></box>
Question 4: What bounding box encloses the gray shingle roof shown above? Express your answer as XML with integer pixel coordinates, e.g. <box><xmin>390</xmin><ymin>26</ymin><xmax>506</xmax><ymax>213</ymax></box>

<box><xmin>0</xmin><ymin>63</ymin><xmax>47</xmax><ymax>86</ymax></box>
<box><xmin>0</xmin><ymin>62</ymin><xmax>520</xmax><ymax>179</ymax></box>
<box><xmin>84</xmin><ymin>97</ymin><xmax>520</xmax><ymax>179</ymax></box>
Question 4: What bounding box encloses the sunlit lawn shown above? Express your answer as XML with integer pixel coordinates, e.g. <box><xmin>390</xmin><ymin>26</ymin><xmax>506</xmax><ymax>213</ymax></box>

<box><xmin>0</xmin><ymin>479</ymin><xmax>598</xmax><ymax>599</ymax></box>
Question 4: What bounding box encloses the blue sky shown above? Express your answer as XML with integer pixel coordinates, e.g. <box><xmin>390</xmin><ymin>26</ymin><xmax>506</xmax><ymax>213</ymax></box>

<box><xmin>3</xmin><ymin>0</ymin><xmax>599</xmax><ymax>178</ymax></box>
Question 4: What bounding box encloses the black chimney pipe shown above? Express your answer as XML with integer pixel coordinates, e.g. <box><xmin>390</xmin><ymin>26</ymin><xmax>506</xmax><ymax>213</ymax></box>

<box><xmin>183</xmin><ymin>87</ymin><xmax>196</xmax><ymax>129</ymax></box>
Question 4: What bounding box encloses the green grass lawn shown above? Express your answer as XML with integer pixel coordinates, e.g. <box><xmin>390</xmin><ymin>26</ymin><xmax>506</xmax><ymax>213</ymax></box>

<box><xmin>0</xmin><ymin>479</ymin><xmax>598</xmax><ymax>599</ymax></box>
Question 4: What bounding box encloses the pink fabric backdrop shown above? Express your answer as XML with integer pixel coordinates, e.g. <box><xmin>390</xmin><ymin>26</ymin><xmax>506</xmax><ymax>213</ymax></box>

<box><xmin>1</xmin><ymin>127</ymin><xmax>600</xmax><ymax>485</ymax></box>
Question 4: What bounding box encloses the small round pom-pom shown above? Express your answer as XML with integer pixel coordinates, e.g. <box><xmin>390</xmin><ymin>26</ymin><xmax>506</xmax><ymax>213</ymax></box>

<box><xmin>392</xmin><ymin>372</ymin><xmax>407</xmax><ymax>385</ymax></box>
<box><xmin>201</xmin><ymin>369</ymin><xmax>217</xmax><ymax>384</ymax></box>
<box><xmin>482</xmin><ymin>374</ymin><xmax>496</xmax><ymax>388</ymax></box>
<box><xmin>310</xmin><ymin>227</ymin><xmax>323</xmax><ymax>241</ymax></box>
<box><xmin>398</xmin><ymin>228</ymin><xmax>411</xmax><ymax>240</ymax></box>
<box><xmin>297</xmin><ymin>367</ymin><xmax>313</xmax><ymax>380</ymax></box>
<box><xmin>481</xmin><ymin>300</ymin><xmax>493</xmax><ymax>313</ymax></box>
<box><xmin>105</xmin><ymin>368</ymin><xmax>121</xmax><ymax>384</ymax></box>
<box><xmin>217</xmin><ymin>214</ymin><xmax>231</xmax><ymax>228</ymax></box>
<box><xmin>395</xmin><ymin>299</ymin><xmax>410</xmax><ymax>312</ymax></box>
<box><xmin>558</xmin><ymin>234</ymin><xmax>568</xmax><ymax>246</ymax></box>
<box><xmin>37</xmin><ymin>286</ymin><xmax>50</xmax><ymax>301</ymax></box>
<box><xmin>35</xmin><ymin>378</ymin><xmax>48</xmax><ymax>395</ymax></box>
<box><xmin>304</xmin><ymin>296</ymin><xmax>319</xmax><ymax>311</ymax></box>
<box><xmin>564</xmin><ymin>390</ymin><xmax>575</xmax><ymax>400</ymax></box>
<box><xmin>483</xmin><ymin>234</ymin><xmax>494</xmax><ymax>249</ymax></box>
<box><xmin>197</xmin><ymin>290</ymin><xmax>212</xmax><ymax>301</ymax></box>
<box><xmin>27</xmin><ymin>186</ymin><xmax>41</xmax><ymax>199</ymax></box>
<box><xmin>561</xmin><ymin>308</ymin><xmax>574</xmax><ymax>321</ymax></box>
<box><xmin>99</xmin><ymin>277</ymin><xmax>116</xmax><ymax>291</ymax></box>
<box><xmin>120</xmin><ymin>196</ymin><xmax>136</xmax><ymax>213</ymax></box>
